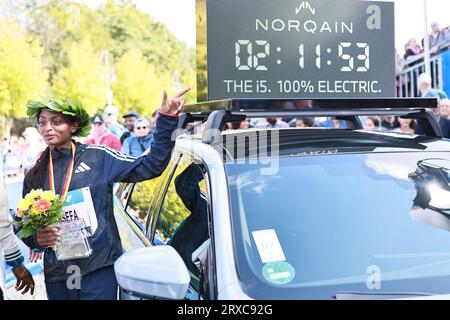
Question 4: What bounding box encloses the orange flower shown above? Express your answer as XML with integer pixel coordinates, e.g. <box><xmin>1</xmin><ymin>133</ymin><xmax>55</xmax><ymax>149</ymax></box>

<box><xmin>16</xmin><ymin>209</ymin><xmax>25</xmax><ymax>218</ymax></box>
<box><xmin>33</xmin><ymin>199</ymin><xmax>51</xmax><ymax>213</ymax></box>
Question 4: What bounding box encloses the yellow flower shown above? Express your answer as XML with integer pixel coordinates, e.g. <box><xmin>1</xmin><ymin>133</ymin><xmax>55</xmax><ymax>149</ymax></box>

<box><xmin>41</xmin><ymin>191</ymin><xmax>56</xmax><ymax>202</ymax></box>
<box><xmin>18</xmin><ymin>198</ymin><xmax>33</xmax><ymax>211</ymax></box>
<box><xmin>28</xmin><ymin>208</ymin><xmax>43</xmax><ymax>217</ymax></box>
<box><xmin>25</xmin><ymin>189</ymin><xmax>44</xmax><ymax>201</ymax></box>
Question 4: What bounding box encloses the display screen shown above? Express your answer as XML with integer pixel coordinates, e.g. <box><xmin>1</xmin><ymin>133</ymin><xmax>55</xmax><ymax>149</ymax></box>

<box><xmin>203</xmin><ymin>0</ymin><xmax>395</xmax><ymax>100</ymax></box>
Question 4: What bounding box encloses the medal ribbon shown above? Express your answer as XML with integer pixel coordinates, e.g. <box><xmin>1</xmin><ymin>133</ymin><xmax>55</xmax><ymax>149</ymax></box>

<box><xmin>48</xmin><ymin>142</ymin><xmax>76</xmax><ymax>199</ymax></box>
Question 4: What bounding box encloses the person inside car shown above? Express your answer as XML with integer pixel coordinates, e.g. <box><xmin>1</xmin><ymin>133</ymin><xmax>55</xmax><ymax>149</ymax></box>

<box><xmin>20</xmin><ymin>88</ymin><xmax>190</xmax><ymax>300</ymax></box>
<box><xmin>169</xmin><ymin>163</ymin><xmax>209</xmax><ymax>277</ymax></box>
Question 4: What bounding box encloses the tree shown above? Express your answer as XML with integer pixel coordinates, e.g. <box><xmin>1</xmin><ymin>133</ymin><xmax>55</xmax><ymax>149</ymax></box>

<box><xmin>128</xmin><ymin>162</ymin><xmax>192</xmax><ymax>240</ymax></box>
<box><xmin>98</xmin><ymin>0</ymin><xmax>197</xmax><ymax>104</ymax></box>
<box><xmin>52</xmin><ymin>39</ymin><xmax>106</xmax><ymax>114</ymax></box>
<box><xmin>113</xmin><ymin>48</ymin><xmax>172</xmax><ymax>116</ymax></box>
<box><xmin>1</xmin><ymin>0</ymin><xmax>197</xmax><ymax>118</ymax></box>
<box><xmin>23</xmin><ymin>0</ymin><xmax>109</xmax><ymax>84</ymax></box>
<box><xmin>0</xmin><ymin>19</ymin><xmax>48</xmax><ymax>118</ymax></box>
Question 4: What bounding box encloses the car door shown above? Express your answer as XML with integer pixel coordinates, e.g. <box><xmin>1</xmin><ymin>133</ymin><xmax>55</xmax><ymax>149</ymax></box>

<box><xmin>148</xmin><ymin>152</ymin><xmax>215</xmax><ymax>299</ymax></box>
<box><xmin>113</xmin><ymin>159</ymin><xmax>177</xmax><ymax>252</ymax></box>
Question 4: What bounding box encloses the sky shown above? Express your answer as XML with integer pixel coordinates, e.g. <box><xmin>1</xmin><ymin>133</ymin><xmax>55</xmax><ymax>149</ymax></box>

<box><xmin>81</xmin><ymin>0</ymin><xmax>196</xmax><ymax>47</ymax></box>
<box><xmin>81</xmin><ymin>0</ymin><xmax>450</xmax><ymax>51</ymax></box>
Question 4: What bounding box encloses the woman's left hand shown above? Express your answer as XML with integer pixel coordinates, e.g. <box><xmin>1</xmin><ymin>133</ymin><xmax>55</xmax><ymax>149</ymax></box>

<box><xmin>160</xmin><ymin>87</ymin><xmax>191</xmax><ymax>116</ymax></box>
<box><xmin>12</xmin><ymin>265</ymin><xmax>35</xmax><ymax>295</ymax></box>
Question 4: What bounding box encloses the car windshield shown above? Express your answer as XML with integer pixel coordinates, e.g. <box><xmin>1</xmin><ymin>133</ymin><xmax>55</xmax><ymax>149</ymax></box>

<box><xmin>225</xmin><ymin>152</ymin><xmax>450</xmax><ymax>299</ymax></box>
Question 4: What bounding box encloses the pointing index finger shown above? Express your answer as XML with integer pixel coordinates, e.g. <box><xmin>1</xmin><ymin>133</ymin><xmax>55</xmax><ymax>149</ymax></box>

<box><xmin>174</xmin><ymin>87</ymin><xmax>191</xmax><ymax>98</ymax></box>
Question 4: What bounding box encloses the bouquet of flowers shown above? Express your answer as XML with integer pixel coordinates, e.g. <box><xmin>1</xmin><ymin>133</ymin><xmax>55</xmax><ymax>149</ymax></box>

<box><xmin>16</xmin><ymin>189</ymin><xmax>65</xmax><ymax>238</ymax></box>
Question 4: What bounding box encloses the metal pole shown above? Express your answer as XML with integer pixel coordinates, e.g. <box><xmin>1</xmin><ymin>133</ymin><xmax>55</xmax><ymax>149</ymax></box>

<box><xmin>101</xmin><ymin>50</ymin><xmax>115</xmax><ymax>107</ymax></box>
<box><xmin>423</xmin><ymin>0</ymin><xmax>431</xmax><ymax>77</ymax></box>
<box><xmin>437</xmin><ymin>55</ymin><xmax>443</xmax><ymax>91</ymax></box>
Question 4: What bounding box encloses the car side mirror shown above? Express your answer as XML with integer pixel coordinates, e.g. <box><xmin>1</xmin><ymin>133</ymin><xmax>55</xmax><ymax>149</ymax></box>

<box><xmin>114</xmin><ymin>246</ymin><xmax>190</xmax><ymax>300</ymax></box>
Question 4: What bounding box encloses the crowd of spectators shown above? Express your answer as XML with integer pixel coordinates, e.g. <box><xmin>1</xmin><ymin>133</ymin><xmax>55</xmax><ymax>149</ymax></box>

<box><xmin>397</xmin><ymin>21</ymin><xmax>450</xmax><ymax>72</ymax></box>
<box><xmin>1</xmin><ymin>105</ymin><xmax>160</xmax><ymax>179</ymax></box>
<box><xmin>82</xmin><ymin>106</ymin><xmax>159</xmax><ymax>157</ymax></box>
<box><xmin>0</xmin><ymin>129</ymin><xmax>47</xmax><ymax>179</ymax></box>
<box><xmin>396</xmin><ymin>21</ymin><xmax>450</xmax><ymax>98</ymax></box>
<box><xmin>3</xmin><ymin>93</ymin><xmax>450</xmax><ymax>179</ymax></box>
<box><xmin>224</xmin><ymin>97</ymin><xmax>449</xmax><ymax>136</ymax></box>
<box><xmin>223</xmin><ymin>77</ymin><xmax>450</xmax><ymax>139</ymax></box>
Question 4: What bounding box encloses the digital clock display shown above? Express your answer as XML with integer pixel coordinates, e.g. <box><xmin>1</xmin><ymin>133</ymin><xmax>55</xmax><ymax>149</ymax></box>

<box><xmin>198</xmin><ymin>0</ymin><xmax>395</xmax><ymax>100</ymax></box>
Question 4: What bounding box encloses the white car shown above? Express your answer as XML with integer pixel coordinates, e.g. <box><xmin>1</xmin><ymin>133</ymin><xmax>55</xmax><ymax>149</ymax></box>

<box><xmin>113</xmin><ymin>98</ymin><xmax>450</xmax><ymax>300</ymax></box>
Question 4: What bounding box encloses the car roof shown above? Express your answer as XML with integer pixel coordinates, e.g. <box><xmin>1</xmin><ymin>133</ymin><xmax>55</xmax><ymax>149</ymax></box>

<box><xmin>219</xmin><ymin>128</ymin><xmax>450</xmax><ymax>161</ymax></box>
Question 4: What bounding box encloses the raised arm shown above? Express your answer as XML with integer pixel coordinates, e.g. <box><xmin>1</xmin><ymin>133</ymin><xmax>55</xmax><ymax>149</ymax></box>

<box><xmin>105</xmin><ymin>88</ymin><xmax>191</xmax><ymax>183</ymax></box>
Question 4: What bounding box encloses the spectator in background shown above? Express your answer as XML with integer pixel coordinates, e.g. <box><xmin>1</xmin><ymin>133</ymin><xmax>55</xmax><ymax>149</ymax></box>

<box><xmin>3</xmin><ymin>136</ymin><xmax>22</xmax><ymax>178</ymax></box>
<box><xmin>404</xmin><ymin>38</ymin><xmax>423</xmax><ymax>63</ymax></box>
<box><xmin>417</xmin><ymin>73</ymin><xmax>433</xmax><ymax>96</ymax></box>
<box><xmin>422</xmin><ymin>89</ymin><xmax>450</xmax><ymax>138</ymax></box>
<box><xmin>429</xmin><ymin>22</ymin><xmax>450</xmax><ymax>54</ymax></box>
<box><xmin>417</xmin><ymin>72</ymin><xmax>448</xmax><ymax>103</ymax></box>
<box><xmin>231</xmin><ymin>119</ymin><xmax>251</xmax><ymax>130</ymax></box>
<box><xmin>120</xmin><ymin>110</ymin><xmax>139</xmax><ymax>145</ymax></box>
<box><xmin>103</xmin><ymin>104</ymin><xmax>125</xmax><ymax>139</ymax></box>
<box><xmin>395</xmin><ymin>49</ymin><xmax>405</xmax><ymax>76</ymax></box>
<box><xmin>395</xmin><ymin>49</ymin><xmax>407</xmax><ymax>96</ymax></box>
<box><xmin>445</xmin><ymin>24</ymin><xmax>450</xmax><ymax>43</ymax></box>
<box><xmin>283</xmin><ymin>100</ymin><xmax>313</xmax><ymax>124</ymax></box>
<box><xmin>121</xmin><ymin>118</ymin><xmax>154</xmax><ymax>156</ymax></box>
<box><xmin>403</xmin><ymin>38</ymin><xmax>425</xmax><ymax>97</ymax></box>
<box><xmin>393</xmin><ymin>118</ymin><xmax>416</xmax><ymax>135</ymax></box>
<box><xmin>259</xmin><ymin>117</ymin><xmax>289</xmax><ymax>129</ymax></box>
<box><xmin>20</xmin><ymin>127</ymin><xmax>46</xmax><ymax>175</ymax></box>
<box><xmin>288</xmin><ymin>115</ymin><xmax>315</xmax><ymax>128</ymax></box>
<box><xmin>440</xmin><ymin>98</ymin><xmax>450</xmax><ymax>119</ymax></box>
<box><xmin>84</xmin><ymin>114</ymin><xmax>121</xmax><ymax>150</ymax></box>
<box><xmin>294</xmin><ymin>117</ymin><xmax>315</xmax><ymax>128</ymax></box>
<box><xmin>364</xmin><ymin>117</ymin><xmax>380</xmax><ymax>132</ymax></box>
<box><xmin>319</xmin><ymin>118</ymin><xmax>347</xmax><ymax>129</ymax></box>
<box><xmin>380</xmin><ymin>115</ymin><xmax>400</xmax><ymax>131</ymax></box>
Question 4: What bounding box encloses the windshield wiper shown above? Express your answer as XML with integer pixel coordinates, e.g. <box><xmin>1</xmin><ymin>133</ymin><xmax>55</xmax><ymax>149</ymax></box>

<box><xmin>335</xmin><ymin>291</ymin><xmax>435</xmax><ymax>300</ymax></box>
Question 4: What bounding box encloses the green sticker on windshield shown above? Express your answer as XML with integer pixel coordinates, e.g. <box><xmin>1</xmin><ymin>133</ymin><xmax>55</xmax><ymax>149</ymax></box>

<box><xmin>262</xmin><ymin>261</ymin><xmax>295</xmax><ymax>285</ymax></box>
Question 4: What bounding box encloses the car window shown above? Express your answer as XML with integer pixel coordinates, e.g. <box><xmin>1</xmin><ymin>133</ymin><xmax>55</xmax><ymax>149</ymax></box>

<box><xmin>227</xmin><ymin>152</ymin><xmax>450</xmax><ymax>299</ymax></box>
<box><xmin>154</xmin><ymin>159</ymin><xmax>193</xmax><ymax>241</ymax></box>
<box><xmin>126</xmin><ymin>161</ymin><xmax>176</xmax><ymax>232</ymax></box>
<box><xmin>144</xmin><ymin>157</ymin><xmax>180</xmax><ymax>239</ymax></box>
<box><xmin>153</xmin><ymin>156</ymin><xmax>210</xmax><ymax>294</ymax></box>
<box><xmin>116</xmin><ymin>183</ymin><xmax>133</xmax><ymax>209</ymax></box>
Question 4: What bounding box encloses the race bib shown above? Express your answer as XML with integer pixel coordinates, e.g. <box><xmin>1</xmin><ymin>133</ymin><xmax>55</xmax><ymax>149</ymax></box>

<box><xmin>52</xmin><ymin>187</ymin><xmax>97</xmax><ymax>261</ymax></box>
<box><xmin>62</xmin><ymin>187</ymin><xmax>98</xmax><ymax>234</ymax></box>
